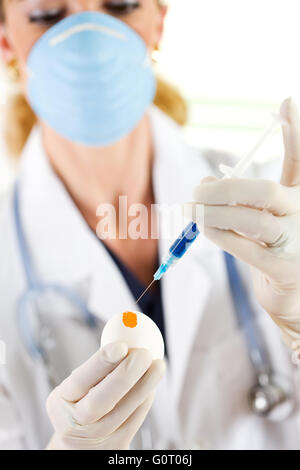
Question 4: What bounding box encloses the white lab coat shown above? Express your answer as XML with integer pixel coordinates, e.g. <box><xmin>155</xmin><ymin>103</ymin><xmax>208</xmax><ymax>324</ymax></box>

<box><xmin>0</xmin><ymin>105</ymin><xmax>300</xmax><ymax>450</ymax></box>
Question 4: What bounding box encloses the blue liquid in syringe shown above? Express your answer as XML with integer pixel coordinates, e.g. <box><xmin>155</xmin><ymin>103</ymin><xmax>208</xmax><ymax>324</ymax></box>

<box><xmin>154</xmin><ymin>222</ymin><xmax>200</xmax><ymax>280</ymax></box>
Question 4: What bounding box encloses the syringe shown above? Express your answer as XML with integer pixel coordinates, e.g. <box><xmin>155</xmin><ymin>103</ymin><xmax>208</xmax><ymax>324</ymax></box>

<box><xmin>136</xmin><ymin>113</ymin><xmax>286</xmax><ymax>303</ymax></box>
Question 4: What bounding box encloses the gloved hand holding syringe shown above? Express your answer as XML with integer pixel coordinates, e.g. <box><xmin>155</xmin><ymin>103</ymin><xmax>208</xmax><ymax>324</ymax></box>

<box><xmin>137</xmin><ymin>111</ymin><xmax>287</xmax><ymax>303</ymax></box>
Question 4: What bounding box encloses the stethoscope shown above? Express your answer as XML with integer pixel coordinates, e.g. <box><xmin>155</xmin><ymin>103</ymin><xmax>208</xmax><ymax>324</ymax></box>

<box><xmin>13</xmin><ymin>182</ymin><xmax>295</xmax><ymax>420</ymax></box>
<box><xmin>224</xmin><ymin>252</ymin><xmax>295</xmax><ymax>420</ymax></box>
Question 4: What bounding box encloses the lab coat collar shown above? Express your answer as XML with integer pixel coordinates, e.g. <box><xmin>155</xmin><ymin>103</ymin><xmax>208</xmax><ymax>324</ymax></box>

<box><xmin>18</xmin><ymin>106</ymin><xmax>216</xmax><ymax>407</ymax></box>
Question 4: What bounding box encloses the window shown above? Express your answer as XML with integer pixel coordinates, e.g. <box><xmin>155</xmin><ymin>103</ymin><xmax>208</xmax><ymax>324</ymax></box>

<box><xmin>157</xmin><ymin>0</ymin><xmax>299</xmax><ymax>162</ymax></box>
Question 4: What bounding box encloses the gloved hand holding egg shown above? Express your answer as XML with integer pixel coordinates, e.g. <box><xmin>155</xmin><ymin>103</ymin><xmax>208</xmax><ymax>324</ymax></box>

<box><xmin>46</xmin><ymin>312</ymin><xmax>165</xmax><ymax>450</ymax></box>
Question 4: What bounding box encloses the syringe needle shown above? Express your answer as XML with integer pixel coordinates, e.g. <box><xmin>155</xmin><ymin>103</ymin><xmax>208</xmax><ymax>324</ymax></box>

<box><xmin>136</xmin><ymin>279</ymin><xmax>156</xmax><ymax>304</ymax></box>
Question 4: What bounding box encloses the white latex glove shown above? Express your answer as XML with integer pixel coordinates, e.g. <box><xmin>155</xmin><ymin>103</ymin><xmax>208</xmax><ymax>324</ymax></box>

<box><xmin>46</xmin><ymin>342</ymin><xmax>165</xmax><ymax>450</ymax></box>
<box><xmin>184</xmin><ymin>98</ymin><xmax>300</xmax><ymax>349</ymax></box>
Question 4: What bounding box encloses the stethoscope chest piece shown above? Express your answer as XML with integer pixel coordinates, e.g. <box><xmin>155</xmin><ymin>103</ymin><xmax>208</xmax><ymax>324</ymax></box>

<box><xmin>249</xmin><ymin>372</ymin><xmax>295</xmax><ymax>421</ymax></box>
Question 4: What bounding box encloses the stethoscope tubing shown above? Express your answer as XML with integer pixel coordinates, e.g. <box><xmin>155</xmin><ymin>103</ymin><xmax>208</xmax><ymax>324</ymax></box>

<box><xmin>13</xmin><ymin>182</ymin><xmax>97</xmax><ymax>360</ymax></box>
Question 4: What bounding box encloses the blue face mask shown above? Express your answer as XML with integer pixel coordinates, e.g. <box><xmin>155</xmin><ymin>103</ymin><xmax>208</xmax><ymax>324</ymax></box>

<box><xmin>27</xmin><ymin>12</ymin><xmax>156</xmax><ymax>147</ymax></box>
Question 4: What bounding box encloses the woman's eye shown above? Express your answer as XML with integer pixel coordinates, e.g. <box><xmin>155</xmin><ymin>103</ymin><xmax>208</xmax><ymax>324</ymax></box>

<box><xmin>28</xmin><ymin>2</ymin><xmax>139</xmax><ymax>25</ymax></box>
<box><xmin>103</xmin><ymin>1</ymin><xmax>140</xmax><ymax>16</ymax></box>
<box><xmin>29</xmin><ymin>8</ymin><xmax>67</xmax><ymax>26</ymax></box>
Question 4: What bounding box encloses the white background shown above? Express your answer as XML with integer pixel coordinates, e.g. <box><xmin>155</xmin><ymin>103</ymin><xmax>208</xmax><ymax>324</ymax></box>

<box><xmin>1</xmin><ymin>0</ymin><xmax>300</xmax><ymax>193</ymax></box>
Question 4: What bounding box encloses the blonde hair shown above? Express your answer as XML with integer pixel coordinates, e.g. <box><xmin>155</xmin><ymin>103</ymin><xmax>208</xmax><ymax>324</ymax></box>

<box><xmin>154</xmin><ymin>75</ymin><xmax>187</xmax><ymax>127</ymax></box>
<box><xmin>1</xmin><ymin>2</ymin><xmax>187</xmax><ymax>157</ymax></box>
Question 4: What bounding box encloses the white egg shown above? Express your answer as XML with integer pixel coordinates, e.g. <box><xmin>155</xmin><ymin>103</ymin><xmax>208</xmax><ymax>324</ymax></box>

<box><xmin>101</xmin><ymin>311</ymin><xmax>165</xmax><ymax>360</ymax></box>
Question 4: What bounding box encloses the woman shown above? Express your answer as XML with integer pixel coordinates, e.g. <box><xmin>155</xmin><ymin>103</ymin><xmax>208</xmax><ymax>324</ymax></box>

<box><xmin>1</xmin><ymin>0</ymin><xmax>300</xmax><ymax>450</ymax></box>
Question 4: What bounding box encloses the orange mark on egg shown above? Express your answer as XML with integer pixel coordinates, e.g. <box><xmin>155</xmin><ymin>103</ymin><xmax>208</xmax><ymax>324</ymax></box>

<box><xmin>122</xmin><ymin>312</ymin><xmax>138</xmax><ymax>328</ymax></box>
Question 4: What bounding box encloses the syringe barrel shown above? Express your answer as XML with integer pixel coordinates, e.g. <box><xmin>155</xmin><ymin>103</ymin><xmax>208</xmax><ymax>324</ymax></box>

<box><xmin>154</xmin><ymin>222</ymin><xmax>200</xmax><ymax>281</ymax></box>
<box><xmin>169</xmin><ymin>222</ymin><xmax>200</xmax><ymax>259</ymax></box>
